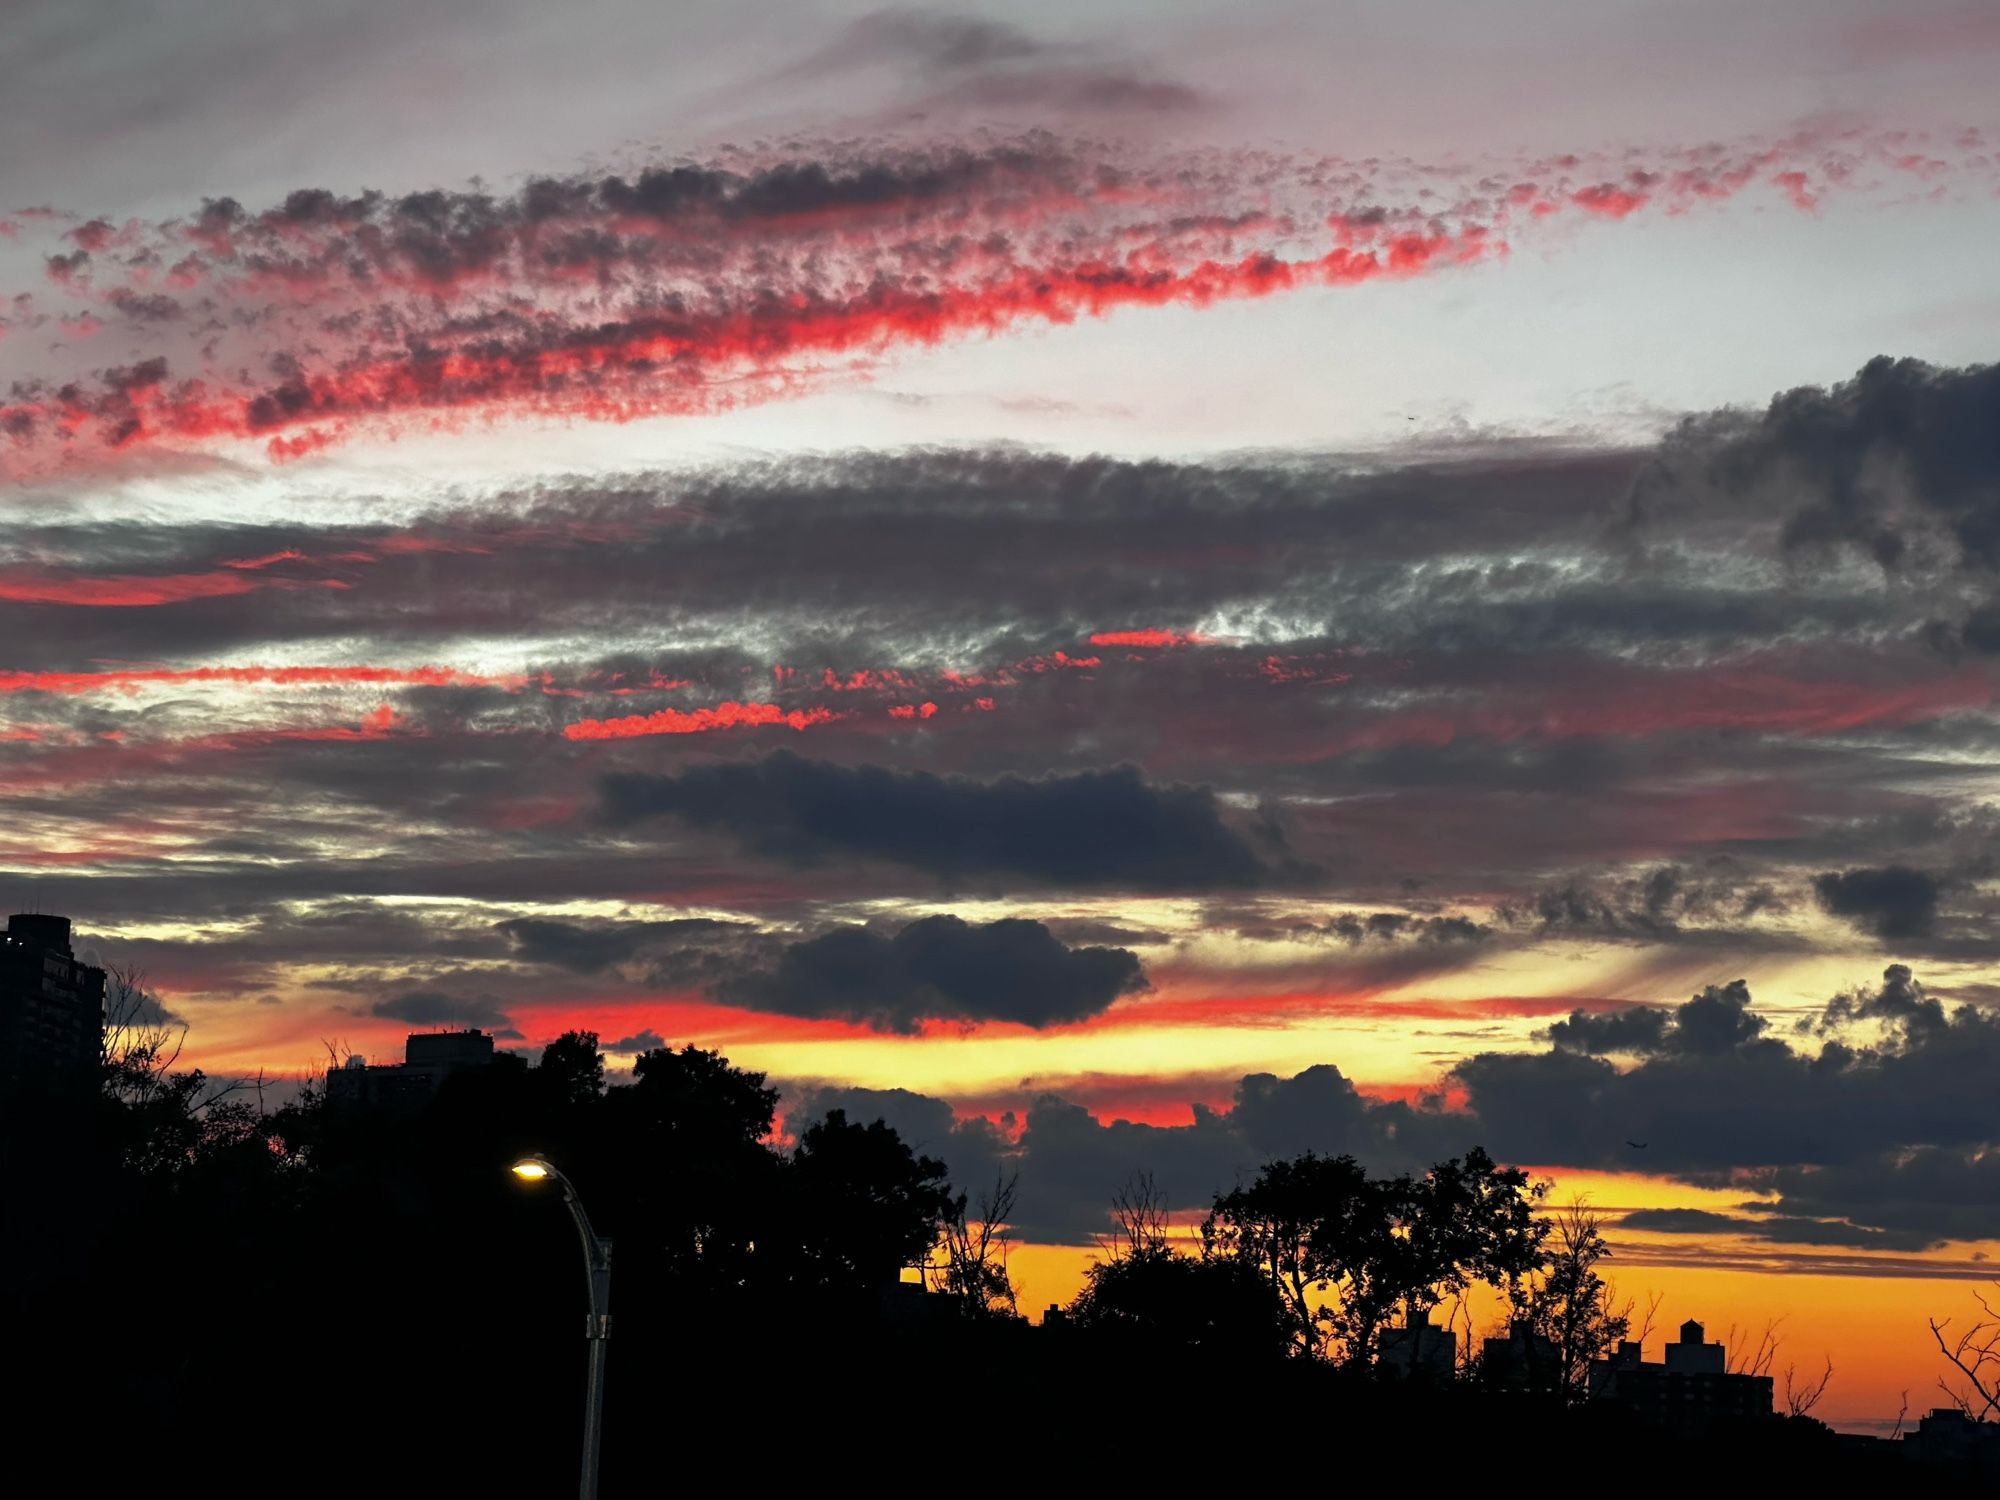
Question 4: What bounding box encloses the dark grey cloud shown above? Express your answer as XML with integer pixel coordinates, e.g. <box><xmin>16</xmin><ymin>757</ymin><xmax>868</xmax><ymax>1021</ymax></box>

<box><xmin>0</xmin><ymin>448</ymin><xmax>1642</xmax><ymax>673</ymax></box>
<box><xmin>1457</xmin><ymin>968</ymin><xmax>2000</xmax><ymax>1213</ymax></box>
<box><xmin>1638</xmin><ymin>356</ymin><xmax>2000</xmax><ymax>646</ymax></box>
<box><xmin>1748</xmin><ymin>357</ymin><xmax>1999</xmax><ymax>569</ymax></box>
<box><xmin>1221</xmin><ymin>908</ymin><xmax>1491</xmax><ymax>947</ymax></box>
<box><xmin>1952</xmin><ymin>599</ymin><xmax>2000</xmax><ymax>655</ymax></box>
<box><xmin>1194</xmin><ymin>902</ymin><xmax>1496</xmax><ymax>990</ymax></box>
<box><xmin>807</xmin><ymin>11</ymin><xmax>1046</xmax><ymax>73</ymax></box>
<box><xmin>602</xmin><ymin>751</ymin><xmax>1282</xmax><ymax>892</ymax></box>
<box><xmin>1619</xmin><ymin>1207</ymin><xmax>1741</xmax><ymax>1235</ymax></box>
<box><xmin>1754</xmin><ymin>1146</ymin><xmax>2000</xmax><ymax>1248</ymax></box>
<box><xmin>498</xmin><ymin>915</ymin><xmax>748</xmax><ymax>973</ymax></box>
<box><xmin>781</xmin><ymin>8</ymin><xmax>1209</xmax><ymax>117</ymax></box>
<box><xmin>1501</xmin><ymin>864</ymin><xmax>1784</xmax><ymax>941</ymax></box>
<box><xmin>1813</xmin><ymin>865</ymin><xmax>1942</xmax><ymax>941</ymax></box>
<box><xmin>1548</xmin><ymin>979</ymin><xmax>1764</xmax><ymax>1057</ymax></box>
<box><xmin>1813</xmin><ymin>962</ymin><xmax>1950</xmax><ymax>1039</ymax></box>
<box><xmin>9</xmin><ymin>358</ymin><xmax>2000</xmax><ymax>1061</ymax></box>
<box><xmin>722</xmin><ymin>914</ymin><xmax>1146</xmax><ymax>1033</ymax></box>
<box><xmin>1546</xmin><ymin>1004</ymin><xmax>1672</xmax><ymax>1055</ymax></box>
<box><xmin>788</xmin><ymin>964</ymin><xmax>2000</xmax><ymax>1246</ymax></box>
<box><xmin>784</xmin><ymin>1082</ymin><xmax>994</xmax><ymax>1167</ymax></box>
<box><xmin>368</xmin><ymin>990</ymin><xmax>514</xmax><ymax>1029</ymax></box>
<box><xmin>1619</xmin><ymin>1206</ymin><xmax>1937</xmax><ymax>1253</ymax></box>
<box><xmin>607</xmin><ymin>1029</ymin><xmax>666</xmax><ymax>1054</ymax></box>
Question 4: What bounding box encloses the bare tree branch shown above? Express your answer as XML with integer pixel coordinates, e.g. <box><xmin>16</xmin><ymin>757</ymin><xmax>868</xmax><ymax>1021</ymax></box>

<box><xmin>932</xmin><ymin>1169</ymin><xmax>1021</xmax><ymax>1318</ymax></box>
<box><xmin>1106</xmin><ymin>1169</ymin><xmax>1171</xmax><ymax>1260</ymax></box>
<box><xmin>1782</xmin><ymin>1356</ymin><xmax>1835</xmax><ymax>1418</ymax></box>
<box><xmin>1929</xmin><ymin>1283</ymin><xmax>2000</xmax><ymax>1422</ymax></box>
<box><xmin>1629</xmin><ymin>1289</ymin><xmax>1664</xmax><ymax>1348</ymax></box>
<box><xmin>1727</xmin><ymin>1317</ymin><xmax>1785</xmax><ymax>1378</ymax></box>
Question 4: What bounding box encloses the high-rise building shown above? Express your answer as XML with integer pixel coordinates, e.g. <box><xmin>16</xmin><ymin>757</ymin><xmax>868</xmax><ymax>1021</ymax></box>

<box><xmin>0</xmin><ymin>913</ymin><xmax>107</xmax><ymax>1100</ymax></box>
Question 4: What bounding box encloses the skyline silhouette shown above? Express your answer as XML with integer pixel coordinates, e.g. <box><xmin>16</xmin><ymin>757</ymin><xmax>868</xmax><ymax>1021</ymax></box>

<box><xmin>6</xmin><ymin>956</ymin><xmax>1997</xmax><ymax>1485</ymax></box>
<box><xmin>5</xmin><ymin>0</ymin><xmax>2000</xmax><ymax>1464</ymax></box>
<box><xmin>6</xmin><ymin>913</ymin><xmax>1998</xmax><ymax>1462</ymax></box>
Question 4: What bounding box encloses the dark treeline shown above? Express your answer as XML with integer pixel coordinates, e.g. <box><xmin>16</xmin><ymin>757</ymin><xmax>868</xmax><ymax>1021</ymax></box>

<box><xmin>1</xmin><ymin>1007</ymin><xmax>1909</xmax><ymax>1490</ymax></box>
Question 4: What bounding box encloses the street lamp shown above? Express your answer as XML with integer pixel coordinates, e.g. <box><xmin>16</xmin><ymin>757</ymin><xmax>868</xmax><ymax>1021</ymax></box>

<box><xmin>511</xmin><ymin>1155</ymin><xmax>612</xmax><ymax>1500</ymax></box>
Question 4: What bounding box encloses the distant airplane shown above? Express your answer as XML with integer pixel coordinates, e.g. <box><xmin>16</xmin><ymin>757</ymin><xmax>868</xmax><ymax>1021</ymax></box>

<box><xmin>1625</xmin><ymin>1140</ymin><xmax>1649</xmax><ymax>1149</ymax></box>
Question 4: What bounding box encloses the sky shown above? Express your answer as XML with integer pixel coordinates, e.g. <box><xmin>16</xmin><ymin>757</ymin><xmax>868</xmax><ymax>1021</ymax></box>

<box><xmin>5</xmin><ymin>0</ymin><xmax>2000</xmax><ymax>1428</ymax></box>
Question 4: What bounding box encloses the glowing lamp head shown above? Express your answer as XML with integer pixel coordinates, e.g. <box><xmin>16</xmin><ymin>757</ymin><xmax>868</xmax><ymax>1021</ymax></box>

<box><xmin>510</xmin><ymin>1157</ymin><xmax>553</xmax><ymax>1182</ymax></box>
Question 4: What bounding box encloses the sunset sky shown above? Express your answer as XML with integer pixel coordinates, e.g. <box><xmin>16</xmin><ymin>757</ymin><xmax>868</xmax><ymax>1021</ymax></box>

<box><xmin>6</xmin><ymin>0</ymin><xmax>2000</xmax><ymax>1429</ymax></box>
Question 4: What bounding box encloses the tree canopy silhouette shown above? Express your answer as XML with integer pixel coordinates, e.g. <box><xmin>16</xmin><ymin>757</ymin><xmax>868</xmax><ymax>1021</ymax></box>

<box><xmin>13</xmin><ymin>1008</ymin><xmax>1948</xmax><ymax>1486</ymax></box>
<box><xmin>1202</xmin><ymin>1148</ymin><xmax>1549</xmax><ymax>1366</ymax></box>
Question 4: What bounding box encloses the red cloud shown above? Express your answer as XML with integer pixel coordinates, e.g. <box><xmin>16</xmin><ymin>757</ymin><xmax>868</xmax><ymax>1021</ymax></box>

<box><xmin>1570</xmin><ymin>183</ymin><xmax>1649</xmax><ymax>218</ymax></box>
<box><xmin>1314</xmin><ymin>666</ymin><xmax>1994</xmax><ymax>756</ymax></box>
<box><xmin>8</xmin><ymin>126</ymin><xmax>1972</xmax><ymax>475</ymax></box>
<box><xmin>562</xmin><ymin>701</ymin><xmax>841</xmax><ymax>740</ymax></box>
<box><xmin>219</xmin><ymin>549</ymin><xmax>311</xmax><ymax>571</ymax></box>
<box><xmin>0</xmin><ymin>568</ymin><xmax>333</xmax><ymax>607</ymax></box>
<box><xmin>0</xmin><ymin>664</ymin><xmax>527</xmax><ymax>695</ymax></box>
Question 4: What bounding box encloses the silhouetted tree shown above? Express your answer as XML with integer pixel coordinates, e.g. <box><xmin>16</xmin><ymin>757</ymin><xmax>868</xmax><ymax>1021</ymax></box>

<box><xmin>783</xmin><ymin>1108</ymin><xmax>956</xmax><ymax>1301</ymax></box>
<box><xmin>628</xmin><ymin>1043</ymin><xmax>779</xmax><ymax>1143</ymax></box>
<box><xmin>537</xmin><ymin>1028</ymin><xmax>607</xmax><ymax>1107</ymax></box>
<box><xmin>100</xmin><ymin>964</ymin><xmax>184</xmax><ymax>1087</ymax></box>
<box><xmin>934</xmin><ymin>1170</ymin><xmax>1021</xmax><ymax>1317</ymax></box>
<box><xmin>1783</xmin><ymin>1356</ymin><xmax>1836</xmax><ymax>1419</ymax></box>
<box><xmin>1410</xmin><ymin>1149</ymin><xmax>1549</xmax><ymax>1312</ymax></box>
<box><xmin>1107</xmin><ymin>1169</ymin><xmax>1171</xmax><ymax>1258</ymax></box>
<box><xmin>1070</xmin><ymin>1170</ymin><xmax>1288</xmax><ymax>1355</ymax></box>
<box><xmin>1205</xmin><ymin>1148</ymin><xmax>1549</xmax><ymax>1369</ymax></box>
<box><xmin>1069</xmin><ymin>1242</ymin><xmax>1291</xmax><ymax>1357</ymax></box>
<box><xmin>605</xmin><ymin>1044</ymin><xmax>782</xmax><ymax>1295</ymax></box>
<box><xmin>1930</xmin><ymin>1283</ymin><xmax>2000</xmax><ymax>1421</ymax></box>
<box><xmin>96</xmin><ymin>965</ymin><xmax>272</xmax><ymax>1181</ymax></box>
<box><xmin>1203</xmin><ymin>1150</ymin><xmax>1372</xmax><ymax>1358</ymax></box>
<box><xmin>1524</xmin><ymin>1200</ymin><xmax>1628</xmax><ymax>1400</ymax></box>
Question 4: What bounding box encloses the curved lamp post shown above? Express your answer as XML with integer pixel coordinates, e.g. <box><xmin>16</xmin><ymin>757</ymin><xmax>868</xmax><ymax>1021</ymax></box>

<box><xmin>511</xmin><ymin>1156</ymin><xmax>612</xmax><ymax>1500</ymax></box>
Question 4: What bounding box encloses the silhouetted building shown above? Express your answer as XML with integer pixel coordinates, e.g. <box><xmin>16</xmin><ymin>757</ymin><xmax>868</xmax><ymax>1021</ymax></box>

<box><xmin>1590</xmin><ymin>1319</ymin><xmax>1771</xmax><ymax>1430</ymax></box>
<box><xmin>325</xmin><ymin>1029</ymin><xmax>496</xmax><ymax>1109</ymax></box>
<box><xmin>1481</xmin><ymin>1321</ymin><xmax>1560</xmax><ymax>1392</ymax></box>
<box><xmin>1380</xmin><ymin>1306</ymin><xmax>1456</xmax><ymax>1379</ymax></box>
<box><xmin>0</xmin><ymin>913</ymin><xmax>105</xmax><ymax>1100</ymax></box>
<box><xmin>1904</xmin><ymin>1407</ymin><xmax>2000</xmax><ymax>1475</ymax></box>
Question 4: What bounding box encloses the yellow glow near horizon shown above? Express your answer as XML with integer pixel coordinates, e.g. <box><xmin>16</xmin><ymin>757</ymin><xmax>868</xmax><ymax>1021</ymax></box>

<box><xmin>1005</xmin><ymin>1170</ymin><xmax>1998</xmax><ymax>1434</ymax></box>
<box><xmin>145</xmin><ymin>914</ymin><xmax>2000</xmax><ymax>1431</ymax></box>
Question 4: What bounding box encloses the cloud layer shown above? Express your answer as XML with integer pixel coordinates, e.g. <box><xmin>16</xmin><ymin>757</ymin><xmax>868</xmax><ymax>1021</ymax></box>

<box><xmin>5</xmin><ymin>225</ymin><xmax>1999</xmax><ymax>1275</ymax></box>
<box><xmin>788</xmin><ymin>967</ymin><xmax>2000</xmax><ymax>1252</ymax></box>
<box><xmin>6</xmin><ymin>128</ymin><xmax>1995</xmax><ymax>474</ymax></box>
<box><xmin>603</xmin><ymin>752</ymin><xmax>1280</xmax><ymax>891</ymax></box>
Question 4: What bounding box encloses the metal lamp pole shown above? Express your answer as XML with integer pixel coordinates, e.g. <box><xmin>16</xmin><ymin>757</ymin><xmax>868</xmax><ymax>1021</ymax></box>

<box><xmin>512</xmin><ymin>1156</ymin><xmax>612</xmax><ymax>1500</ymax></box>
